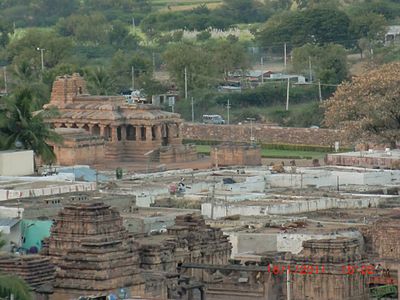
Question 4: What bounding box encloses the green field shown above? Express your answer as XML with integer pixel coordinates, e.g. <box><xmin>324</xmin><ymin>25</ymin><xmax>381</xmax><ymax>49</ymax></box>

<box><xmin>196</xmin><ymin>145</ymin><xmax>327</xmax><ymax>159</ymax></box>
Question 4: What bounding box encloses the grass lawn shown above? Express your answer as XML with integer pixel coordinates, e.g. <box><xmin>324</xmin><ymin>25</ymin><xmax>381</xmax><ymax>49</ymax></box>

<box><xmin>196</xmin><ymin>145</ymin><xmax>327</xmax><ymax>159</ymax></box>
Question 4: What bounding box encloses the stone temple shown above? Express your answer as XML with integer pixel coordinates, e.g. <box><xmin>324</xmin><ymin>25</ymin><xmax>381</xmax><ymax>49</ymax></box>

<box><xmin>43</xmin><ymin>73</ymin><xmax>197</xmax><ymax>166</ymax></box>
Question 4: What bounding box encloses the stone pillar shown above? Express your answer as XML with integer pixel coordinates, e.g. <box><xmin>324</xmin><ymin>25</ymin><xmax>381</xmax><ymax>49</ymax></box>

<box><xmin>111</xmin><ymin>126</ymin><xmax>117</xmax><ymax>142</ymax></box>
<box><xmin>175</xmin><ymin>123</ymin><xmax>180</xmax><ymax>137</ymax></box>
<box><xmin>100</xmin><ymin>126</ymin><xmax>105</xmax><ymax>138</ymax></box>
<box><xmin>167</xmin><ymin>124</ymin><xmax>174</xmax><ymax>138</ymax></box>
<box><xmin>138</xmin><ymin>126</ymin><xmax>144</xmax><ymax>141</ymax></box>
<box><xmin>156</xmin><ymin>126</ymin><xmax>162</xmax><ymax>141</ymax></box>
<box><xmin>121</xmin><ymin>126</ymin><xmax>126</xmax><ymax>141</ymax></box>
<box><xmin>146</xmin><ymin>126</ymin><xmax>152</xmax><ymax>141</ymax></box>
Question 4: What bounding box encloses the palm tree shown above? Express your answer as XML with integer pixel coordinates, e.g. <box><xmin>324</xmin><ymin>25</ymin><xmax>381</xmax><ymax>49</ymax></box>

<box><xmin>0</xmin><ymin>87</ymin><xmax>61</xmax><ymax>164</ymax></box>
<box><xmin>0</xmin><ymin>274</ymin><xmax>32</xmax><ymax>300</ymax></box>
<box><xmin>0</xmin><ymin>234</ymin><xmax>32</xmax><ymax>300</ymax></box>
<box><xmin>84</xmin><ymin>66</ymin><xmax>117</xmax><ymax>95</ymax></box>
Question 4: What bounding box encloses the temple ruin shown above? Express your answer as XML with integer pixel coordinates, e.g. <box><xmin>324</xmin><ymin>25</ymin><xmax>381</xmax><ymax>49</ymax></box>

<box><xmin>36</xmin><ymin>200</ymin><xmax>231</xmax><ymax>299</ymax></box>
<box><xmin>43</xmin><ymin>73</ymin><xmax>197</xmax><ymax>166</ymax></box>
<box><xmin>42</xmin><ymin>202</ymin><xmax>145</xmax><ymax>299</ymax></box>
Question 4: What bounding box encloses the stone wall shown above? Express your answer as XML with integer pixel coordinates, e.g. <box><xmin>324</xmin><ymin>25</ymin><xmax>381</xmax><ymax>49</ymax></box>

<box><xmin>53</xmin><ymin>128</ymin><xmax>105</xmax><ymax>166</ymax></box>
<box><xmin>326</xmin><ymin>152</ymin><xmax>400</xmax><ymax>168</ymax></box>
<box><xmin>361</xmin><ymin>220</ymin><xmax>400</xmax><ymax>260</ymax></box>
<box><xmin>159</xmin><ymin>144</ymin><xmax>198</xmax><ymax>164</ymax></box>
<box><xmin>182</xmin><ymin>123</ymin><xmax>346</xmax><ymax>147</ymax></box>
<box><xmin>210</xmin><ymin>144</ymin><xmax>261</xmax><ymax>166</ymax></box>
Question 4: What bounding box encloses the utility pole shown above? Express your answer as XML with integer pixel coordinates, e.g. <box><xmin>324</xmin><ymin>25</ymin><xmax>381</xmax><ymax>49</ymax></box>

<box><xmin>152</xmin><ymin>52</ymin><xmax>156</xmax><ymax>72</ymax></box>
<box><xmin>284</xmin><ymin>42</ymin><xmax>287</xmax><ymax>71</ymax></box>
<box><xmin>286</xmin><ymin>77</ymin><xmax>290</xmax><ymax>111</ymax></box>
<box><xmin>132</xmin><ymin>17</ymin><xmax>135</xmax><ymax>30</ymax></box>
<box><xmin>226</xmin><ymin>99</ymin><xmax>231</xmax><ymax>125</ymax></box>
<box><xmin>184</xmin><ymin>67</ymin><xmax>188</xmax><ymax>100</ymax></box>
<box><xmin>36</xmin><ymin>48</ymin><xmax>45</xmax><ymax>71</ymax></box>
<box><xmin>318</xmin><ymin>80</ymin><xmax>322</xmax><ymax>102</ymax></box>
<box><xmin>247</xmin><ymin>117</ymin><xmax>255</xmax><ymax>144</ymax></box>
<box><xmin>131</xmin><ymin>66</ymin><xmax>135</xmax><ymax>90</ymax></box>
<box><xmin>308</xmin><ymin>56</ymin><xmax>312</xmax><ymax>83</ymax></box>
<box><xmin>191</xmin><ymin>97</ymin><xmax>194</xmax><ymax>122</ymax></box>
<box><xmin>3</xmin><ymin>66</ymin><xmax>7</xmax><ymax>94</ymax></box>
<box><xmin>261</xmin><ymin>56</ymin><xmax>264</xmax><ymax>67</ymax></box>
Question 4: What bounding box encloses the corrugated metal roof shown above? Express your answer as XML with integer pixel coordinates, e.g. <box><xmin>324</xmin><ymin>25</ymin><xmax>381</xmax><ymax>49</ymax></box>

<box><xmin>0</xmin><ymin>218</ymin><xmax>20</xmax><ymax>228</ymax></box>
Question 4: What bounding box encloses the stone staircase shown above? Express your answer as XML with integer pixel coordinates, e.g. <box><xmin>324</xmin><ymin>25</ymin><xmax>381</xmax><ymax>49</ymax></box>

<box><xmin>104</xmin><ymin>142</ymin><xmax>161</xmax><ymax>163</ymax></box>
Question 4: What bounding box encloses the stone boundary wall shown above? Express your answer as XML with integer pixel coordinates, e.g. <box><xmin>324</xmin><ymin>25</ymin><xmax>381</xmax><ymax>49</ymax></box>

<box><xmin>326</xmin><ymin>153</ymin><xmax>400</xmax><ymax>168</ymax></box>
<box><xmin>0</xmin><ymin>182</ymin><xmax>96</xmax><ymax>201</ymax></box>
<box><xmin>181</xmin><ymin>123</ymin><xmax>347</xmax><ymax>147</ymax></box>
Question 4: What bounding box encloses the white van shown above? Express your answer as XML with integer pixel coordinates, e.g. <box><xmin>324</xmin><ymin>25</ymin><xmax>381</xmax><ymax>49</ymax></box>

<box><xmin>202</xmin><ymin>115</ymin><xmax>225</xmax><ymax>124</ymax></box>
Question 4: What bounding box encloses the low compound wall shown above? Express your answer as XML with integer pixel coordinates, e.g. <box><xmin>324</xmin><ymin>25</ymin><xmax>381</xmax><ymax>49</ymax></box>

<box><xmin>0</xmin><ymin>182</ymin><xmax>97</xmax><ymax>201</ymax></box>
<box><xmin>181</xmin><ymin>123</ymin><xmax>345</xmax><ymax>147</ymax></box>
<box><xmin>202</xmin><ymin>196</ymin><xmax>383</xmax><ymax>219</ymax></box>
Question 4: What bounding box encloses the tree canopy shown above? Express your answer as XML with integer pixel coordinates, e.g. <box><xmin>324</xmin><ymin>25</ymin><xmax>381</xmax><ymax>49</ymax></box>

<box><xmin>323</xmin><ymin>62</ymin><xmax>400</xmax><ymax>146</ymax></box>
<box><xmin>291</xmin><ymin>43</ymin><xmax>348</xmax><ymax>84</ymax></box>
<box><xmin>257</xmin><ymin>8</ymin><xmax>353</xmax><ymax>48</ymax></box>
<box><xmin>0</xmin><ymin>87</ymin><xmax>61</xmax><ymax>163</ymax></box>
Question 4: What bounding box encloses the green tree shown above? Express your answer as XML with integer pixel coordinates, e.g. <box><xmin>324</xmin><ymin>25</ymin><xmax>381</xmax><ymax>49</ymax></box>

<box><xmin>9</xmin><ymin>60</ymin><xmax>51</xmax><ymax>109</ymax></box>
<box><xmin>291</xmin><ymin>43</ymin><xmax>348</xmax><ymax>84</ymax></box>
<box><xmin>56</xmin><ymin>13</ymin><xmax>110</xmax><ymax>45</ymax></box>
<box><xmin>196</xmin><ymin>31</ymin><xmax>211</xmax><ymax>42</ymax></box>
<box><xmin>109</xmin><ymin>50</ymin><xmax>153</xmax><ymax>93</ymax></box>
<box><xmin>0</xmin><ymin>274</ymin><xmax>32</xmax><ymax>300</ymax></box>
<box><xmin>350</xmin><ymin>12</ymin><xmax>387</xmax><ymax>40</ymax></box>
<box><xmin>7</xmin><ymin>29</ymin><xmax>73</xmax><ymax>70</ymax></box>
<box><xmin>0</xmin><ymin>20</ymin><xmax>13</xmax><ymax>47</ymax></box>
<box><xmin>0</xmin><ymin>88</ymin><xmax>61</xmax><ymax>163</ymax></box>
<box><xmin>207</xmin><ymin>39</ymin><xmax>249</xmax><ymax>75</ymax></box>
<box><xmin>294</xmin><ymin>0</ymin><xmax>340</xmax><ymax>10</ymax></box>
<box><xmin>0</xmin><ymin>233</ymin><xmax>32</xmax><ymax>300</ymax></box>
<box><xmin>221</xmin><ymin>0</ymin><xmax>268</xmax><ymax>23</ymax></box>
<box><xmin>323</xmin><ymin>62</ymin><xmax>400</xmax><ymax>147</ymax></box>
<box><xmin>84</xmin><ymin>66</ymin><xmax>117</xmax><ymax>95</ymax></box>
<box><xmin>257</xmin><ymin>8</ymin><xmax>353</xmax><ymax>48</ymax></box>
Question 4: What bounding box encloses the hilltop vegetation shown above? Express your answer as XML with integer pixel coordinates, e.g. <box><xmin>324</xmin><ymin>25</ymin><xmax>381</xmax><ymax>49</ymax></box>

<box><xmin>0</xmin><ymin>0</ymin><xmax>399</xmax><ymax>128</ymax></box>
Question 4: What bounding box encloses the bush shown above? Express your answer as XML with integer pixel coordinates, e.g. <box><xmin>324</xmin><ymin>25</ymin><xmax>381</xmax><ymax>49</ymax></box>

<box><xmin>196</xmin><ymin>31</ymin><xmax>211</xmax><ymax>41</ymax></box>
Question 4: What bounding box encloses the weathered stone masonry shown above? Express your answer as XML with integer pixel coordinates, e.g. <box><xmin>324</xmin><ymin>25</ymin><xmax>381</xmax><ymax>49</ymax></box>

<box><xmin>181</xmin><ymin>123</ymin><xmax>347</xmax><ymax>147</ymax></box>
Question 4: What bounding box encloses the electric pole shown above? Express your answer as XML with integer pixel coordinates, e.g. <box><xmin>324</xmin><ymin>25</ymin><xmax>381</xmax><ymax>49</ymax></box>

<box><xmin>318</xmin><ymin>80</ymin><xmax>322</xmax><ymax>102</ymax></box>
<box><xmin>191</xmin><ymin>97</ymin><xmax>194</xmax><ymax>122</ymax></box>
<box><xmin>36</xmin><ymin>48</ymin><xmax>45</xmax><ymax>71</ymax></box>
<box><xmin>152</xmin><ymin>52</ymin><xmax>156</xmax><ymax>72</ymax></box>
<box><xmin>3</xmin><ymin>66</ymin><xmax>7</xmax><ymax>94</ymax></box>
<box><xmin>247</xmin><ymin>117</ymin><xmax>255</xmax><ymax>144</ymax></box>
<box><xmin>226</xmin><ymin>99</ymin><xmax>231</xmax><ymax>125</ymax></box>
<box><xmin>131</xmin><ymin>66</ymin><xmax>135</xmax><ymax>90</ymax></box>
<box><xmin>184</xmin><ymin>67</ymin><xmax>188</xmax><ymax>100</ymax></box>
<box><xmin>284</xmin><ymin>42</ymin><xmax>287</xmax><ymax>71</ymax></box>
<box><xmin>308</xmin><ymin>56</ymin><xmax>312</xmax><ymax>83</ymax></box>
<box><xmin>286</xmin><ymin>77</ymin><xmax>290</xmax><ymax>111</ymax></box>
